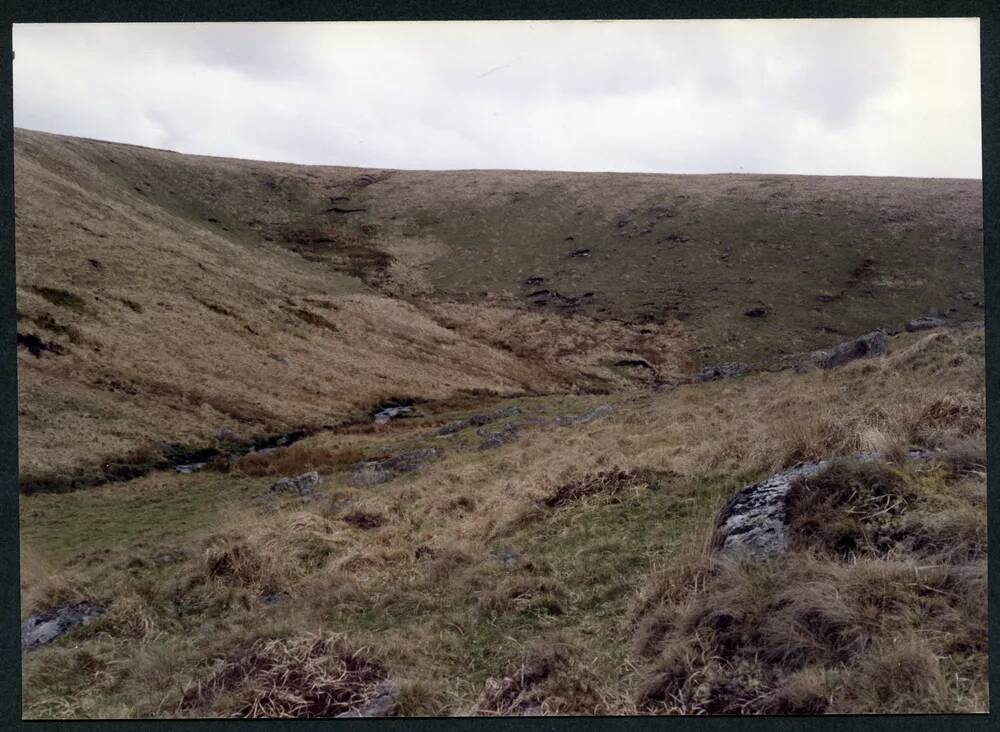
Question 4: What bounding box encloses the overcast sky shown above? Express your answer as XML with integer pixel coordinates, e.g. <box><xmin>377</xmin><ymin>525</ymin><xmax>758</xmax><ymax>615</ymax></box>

<box><xmin>12</xmin><ymin>19</ymin><xmax>982</xmax><ymax>177</ymax></box>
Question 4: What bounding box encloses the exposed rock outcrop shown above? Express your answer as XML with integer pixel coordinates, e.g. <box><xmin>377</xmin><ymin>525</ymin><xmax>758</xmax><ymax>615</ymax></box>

<box><xmin>490</xmin><ymin>547</ymin><xmax>524</xmax><ymax>567</ymax></box>
<box><xmin>22</xmin><ymin>601</ymin><xmax>103</xmax><ymax>650</ymax></box>
<box><xmin>555</xmin><ymin>404</ymin><xmax>614</xmax><ymax>427</ymax></box>
<box><xmin>905</xmin><ymin>316</ymin><xmax>946</xmax><ymax>332</ymax></box>
<box><xmin>478</xmin><ymin>423</ymin><xmax>520</xmax><ymax>450</ymax></box>
<box><xmin>373</xmin><ymin>405</ymin><xmax>414</xmax><ymax>425</ymax></box>
<box><xmin>349</xmin><ymin>448</ymin><xmax>438</xmax><ymax>486</ymax></box>
<box><xmin>693</xmin><ymin>362</ymin><xmax>748</xmax><ymax>383</ymax></box>
<box><xmin>437</xmin><ymin>406</ymin><xmax>523</xmax><ymax>437</ymax></box>
<box><xmin>815</xmin><ymin>329</ymin><xmax>887</xmax><ymax>369</ymax></box>
<box><xmin>269</xmin><ymin>471</ymin><xmax>322</xmax><ymax>500</ymax></box>
<box><xmin>712</xmin><ymin>461</ymin><xmax>835</xmax><ymax>559</ymax></box>
<box><xmin>712</xmin><ymin>450</ymin><xmax>933</xmax><ymax>560</ymax></box>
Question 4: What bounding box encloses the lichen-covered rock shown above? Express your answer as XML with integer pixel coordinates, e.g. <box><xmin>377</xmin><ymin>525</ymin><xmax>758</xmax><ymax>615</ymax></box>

<box><xmin>905</xmin><ymin>317</ymin><xmax>946</xmax><ymax>332</ymax></box>
<box><xmin>383</xmin><ymin>448</ymin><xmax>438</xmax><ymax>473</ymax></box>
<box><xmin>490</xmin><ymin>547</ymin><xmax>523</xmax><ymax>567</ymax></box>
<box><xmin>713</xmin><ymin>450</ymin><xmax>933</xmax><ymax>560</ymax></box>
<box><xmin>438</xmin><ymin>414</ymin><xmax>492</xmax><ymax>436</ymax></box>
<box><xmin>349</xmin><ymin>449</ymin><xmax>438</xmax><ymax>486</ymax></box>
<box><xmin>478</xmin><ymin>423</ymin><xmax>519</xmax><ymax>450</ymax></box>
<box><xmin>555</xmin><ymin>404</ymin><xmax>614</xmax><ymax>427</ymax></box>
<box><xmin>349</xmin><ymin>462</ymin><xmax>394</xmax><ymax>486</ymax></box>
<box><xmin>22</xmin><ymin>601</ymin><xmax>103</xmax><ymax>650</ymax></box>
<box><xmin>492</xmin><ymin>405</ymin><xmax>524</xmax><ymax>419</ymax></box>
<box><xmin>712</xmin><ymin>462</ymin><xmax>829</xmax><ymax>559</ymax></box>
<box><xmin>437</xmin><ymin>406</ymin><xmax>524</xmax><ymax>437</ymax></box>
<box><xmin>373</xmin><ymin>405</ymin><xmax>414</xmax><ymax>425</ymax></box>
<box><xmin>693</xmin><ymin>362</ymin><xmax>748</xmax><ymax>383</ymax></box>
<box><xmin>817</xmin><ymin>330</ymin><xmax>886</xmax><ymax>369</ymax></box>
<box><xmin>269</xmin><ymin>471</ymin><xmax>322</xmax><ymax>500</ymax></box>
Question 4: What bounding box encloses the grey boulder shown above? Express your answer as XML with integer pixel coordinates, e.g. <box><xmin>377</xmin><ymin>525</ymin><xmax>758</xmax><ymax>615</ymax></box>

<box><xmin>22</xmin><ymin>601</ymin><xmax>103</xmax><ymax>650</ymax></box>
<box><xmin>693</xmin><ymin>362</ymin><xmax>748</xmax><ymax>383</ymax></box>
<box><xmin>349</xmin><ymin>449</ymin><xmax>438</xmax><ymax>486</ymax></box>
<box><xmin>815</xmin><ymin>330</ymin><xmax>886</xmax><ymax>369</ymax></box>
<box><xmin>555</xmin><ymin>404</ymin><xmax>614</xmax><ymax>427</ymax></box>
<box><xmin>269</xmin><ymin>471</ymin><xmax>322</xmax><ymax>500</ymax></box>
<box><xmin>478</xmin><ymin>423</ymin><xmax>519</xmax><ymax>450</ymax></box>
<box><xmin>905</xmin><ymin>317</ymin><xmax>946</xmax><ymax>332</ymax></box>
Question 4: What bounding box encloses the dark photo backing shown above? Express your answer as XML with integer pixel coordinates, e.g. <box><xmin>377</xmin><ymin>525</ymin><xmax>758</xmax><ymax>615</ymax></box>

<box><xmin>1</xmin><ymin>1</ymin><xmax>997</xmax><ymax>730</ymax></box>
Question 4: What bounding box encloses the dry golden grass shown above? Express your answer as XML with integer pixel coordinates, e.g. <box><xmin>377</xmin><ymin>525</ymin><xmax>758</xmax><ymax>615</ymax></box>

<box><xmin>20</xmin><ymin>540</ymin><xmax>88</xmax><ymax>615</ymax></box>
<box><xmin>179</xmin><ymin>633</ymin><xmax>389</xmax><ymax>718</ymax></box>
<box><xmin>631</xmin><ymin>447</ymin><xmax>988</xmax><ymax>715</ymax></box>
<box><xmin>19</xmin><ymin>322</ymin><xmax>987</xmax><ymax>717</ymax></box>
<box><xmin>194</xmin><ymin>510</ymin><xmax>342</xmax><ymax>595</ymax></box>
<box><xmin>633</xmin><ymin>552</ymin><xmax>987</xmax><ymax>714</ymax></box>
<box><xmin>17</xmin><ymin>129</ymin><xmax>982</xmax><ymax>482</ymax></box>
<box><xmin>232</xmin><ymin>445</ymin><xmax>366</xmax><ymax>477</ymax></box>
<box><xmin>474</xmin><ymin>637</ymin><xmax>627</xmax><ymax>716</ymax></box>
<box><xmin>623</xmin><ymin>327</ymin><xmax>985</xmax><ymax>478</ymax></box>
<box><xmin>15</xmin><ymin>131</ymin><xmax>691</xmax><ymax>480</ymax></box>
<box><xmin>15</xmin><ymin>129</ymin><xmax>986</xmax><ymax>717</ymax></box>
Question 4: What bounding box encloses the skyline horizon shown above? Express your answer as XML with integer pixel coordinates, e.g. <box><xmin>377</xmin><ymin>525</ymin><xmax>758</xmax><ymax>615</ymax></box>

<box><xmin>14</xmin><ymin>125</ymin><xmax>985</xmax><ymax>181</ymax></box>
<box><xmin>12</xmin><ymin>19</ymin><xmax>983</xmax><ymax>179</ymax></box>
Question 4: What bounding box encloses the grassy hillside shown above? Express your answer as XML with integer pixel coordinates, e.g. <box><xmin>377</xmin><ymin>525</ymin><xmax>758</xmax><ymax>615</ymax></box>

<box><xmin>31</xmin><ymin>129</ymin><xmax>981</xmax><ymax>353</ymax></box>
<box><xmin>14</xmin><ymin>130</ymin><xmax>690</xmax><ymax>480</ymax></box>
<box><xmin>15</xmin><ymin>129</ymin><xmax>986</xmax><ymax>718</ymax></box>
<box><xmin>14</xmin><ymin>129</ymin><xmax>983</xmax><ymax>481</ymax></box>
<box><xmin>20</xmin><ymin>327</ymin><xmax>987</xmax><ymax>717</ymax></box>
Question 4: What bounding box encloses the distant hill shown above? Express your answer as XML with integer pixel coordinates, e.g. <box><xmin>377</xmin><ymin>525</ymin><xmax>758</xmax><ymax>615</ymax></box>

<box><xmin>13</xmin><ymin>128</ymin><xmax>982</xmax><ymax>478</ymax></box>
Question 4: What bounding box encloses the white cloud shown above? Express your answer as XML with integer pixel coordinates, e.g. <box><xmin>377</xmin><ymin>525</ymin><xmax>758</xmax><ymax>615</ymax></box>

<box><xmin>12</xmin><ymin>18</ymin><xmax>982</xmax><ymax>177</ymax></box>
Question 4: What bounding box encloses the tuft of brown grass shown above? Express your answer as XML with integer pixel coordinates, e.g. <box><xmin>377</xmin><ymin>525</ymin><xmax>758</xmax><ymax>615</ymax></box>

<box><xmin>20</xmin><ymin>541</ymin><xmax>88</xmax><ymax>616</ymax></box>
<box><xmin>180</xmin><ymin>633</ymin><xmax>390</xmax><ymax>718</ymax></box>
<box><xmin>87</xmin><ymin>593</ymin><xmax>159</xmax><ymax>642</ymax></box>
<box><xmin>189</xmin><ymin>511</ymin><xmax>341</xmax><ymax>600</ymax></box>
<box><xmin>542</xmin><ymin>468</ymin><xmax>658</xmax><ymax>508</ymax></box>
<box><xmin>477</xmin><ymin>575</ymin><xmax>567</xmax><ymax>617</ymax></box>
<box><xmin>475</xmin><ymin>639</ymin><xmax>615</xmax><ymax>716</ymax></box>
<box><xmin>342</xmin><ymin>510</ymin><xmax>387</xmax><ymax>530</ymax></box>
<box><xmin>233</xmin><ymin>445</ymin><xmax>366</xmax><ymax>477</ymax></box>
<box><xmin>785</xmin><ymin>460</ymin><xmax>909</xmax><ymax>557</ymax></box>
<box><xmin>632</xmin><ymin>549</ymin><xmax>987</xmax><ymax>714</ymax></box>
<box><xmin>844</xmin><ymin>635</ymin><xmax>952</xmax><ymax>713</ymax></box>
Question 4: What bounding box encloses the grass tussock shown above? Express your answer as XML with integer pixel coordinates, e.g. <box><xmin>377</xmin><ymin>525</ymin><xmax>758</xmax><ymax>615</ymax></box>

<box><xmin>633</xmin><ymin>553</ymin><xmax>987</xmax><ymax>714</ymax></box>
<box><xmin>542</xmin><ymin>468</ymin><xmax>659</xmax><ymax>508</ymax></box>
<box><xmin>20</xmin><ymin>541</ymin><xmax>88</xmax><ymax>615</ymax></box>
<box><xmin>233</xmin><ymin>445</ymin><xmax>366</xmax><ymax>477</ymax></box>
<box><xmin>87</xmin><ymin>593</ymin><xmax>159</xmax><ymax>642</ymax></box>
<box><xmin>632</xmin><ymin>451</ymin><xmax>987</xmax><ymax>714</ymax></box>
<box><xmin>477</xmin><ymin>574</ymin><xmax>568</xmax><ymax>618</ymax></box>
<box><xmin>787</xmin><ymin>453</ymin><xmax>986</xmax><ymax>562</ymax></box>
<box><xmin>475</xmin><ymin>639</ymin><xmax>619</xmax><ymax>716</ymax></box>
<box><xmin>785</xmin><ymin>460</ymin><xmax>909</xmax><ymax>557</ymax></box>
<box><xmin>342</xmin><ymin>510</ymin><xmax>387</xmax><ymax>530</ymax></box>
<box><xmin>180</xmin><ymin>633</ymin><xmax>389</xmax><ymax>718</ymax></box>
<box><xmin>18</xmin><ymin>307</ymin><xmax>984</xmax><ymax>717</ymax></box>
<box><xmin>30</xmin><ymin>286</ymin><xmax>88</xmax><ymax>312</ymax></box>
<box><xmin>186</xmin><ymin>511</ymin><xmax>340</xmax><ymax>600</ymax></box>
<box><xmin>651</xmin><ymin>328</ymin><xmax>985</xmax><ymax>477</ymax></box>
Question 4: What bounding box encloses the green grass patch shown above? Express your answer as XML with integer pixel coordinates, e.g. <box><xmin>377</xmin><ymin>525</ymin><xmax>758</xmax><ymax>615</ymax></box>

<box><xmin>20</xmin><ymin>472</ymin><xmax>263</xmax><ymax>562</ymax></box>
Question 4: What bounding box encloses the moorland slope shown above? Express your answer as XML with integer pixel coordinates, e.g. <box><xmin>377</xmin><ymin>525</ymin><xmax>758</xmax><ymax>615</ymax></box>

<box><xmin>15</xmin><ymin>129</ymin><xmax>986</xmax><ymax>718</ymax></box>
